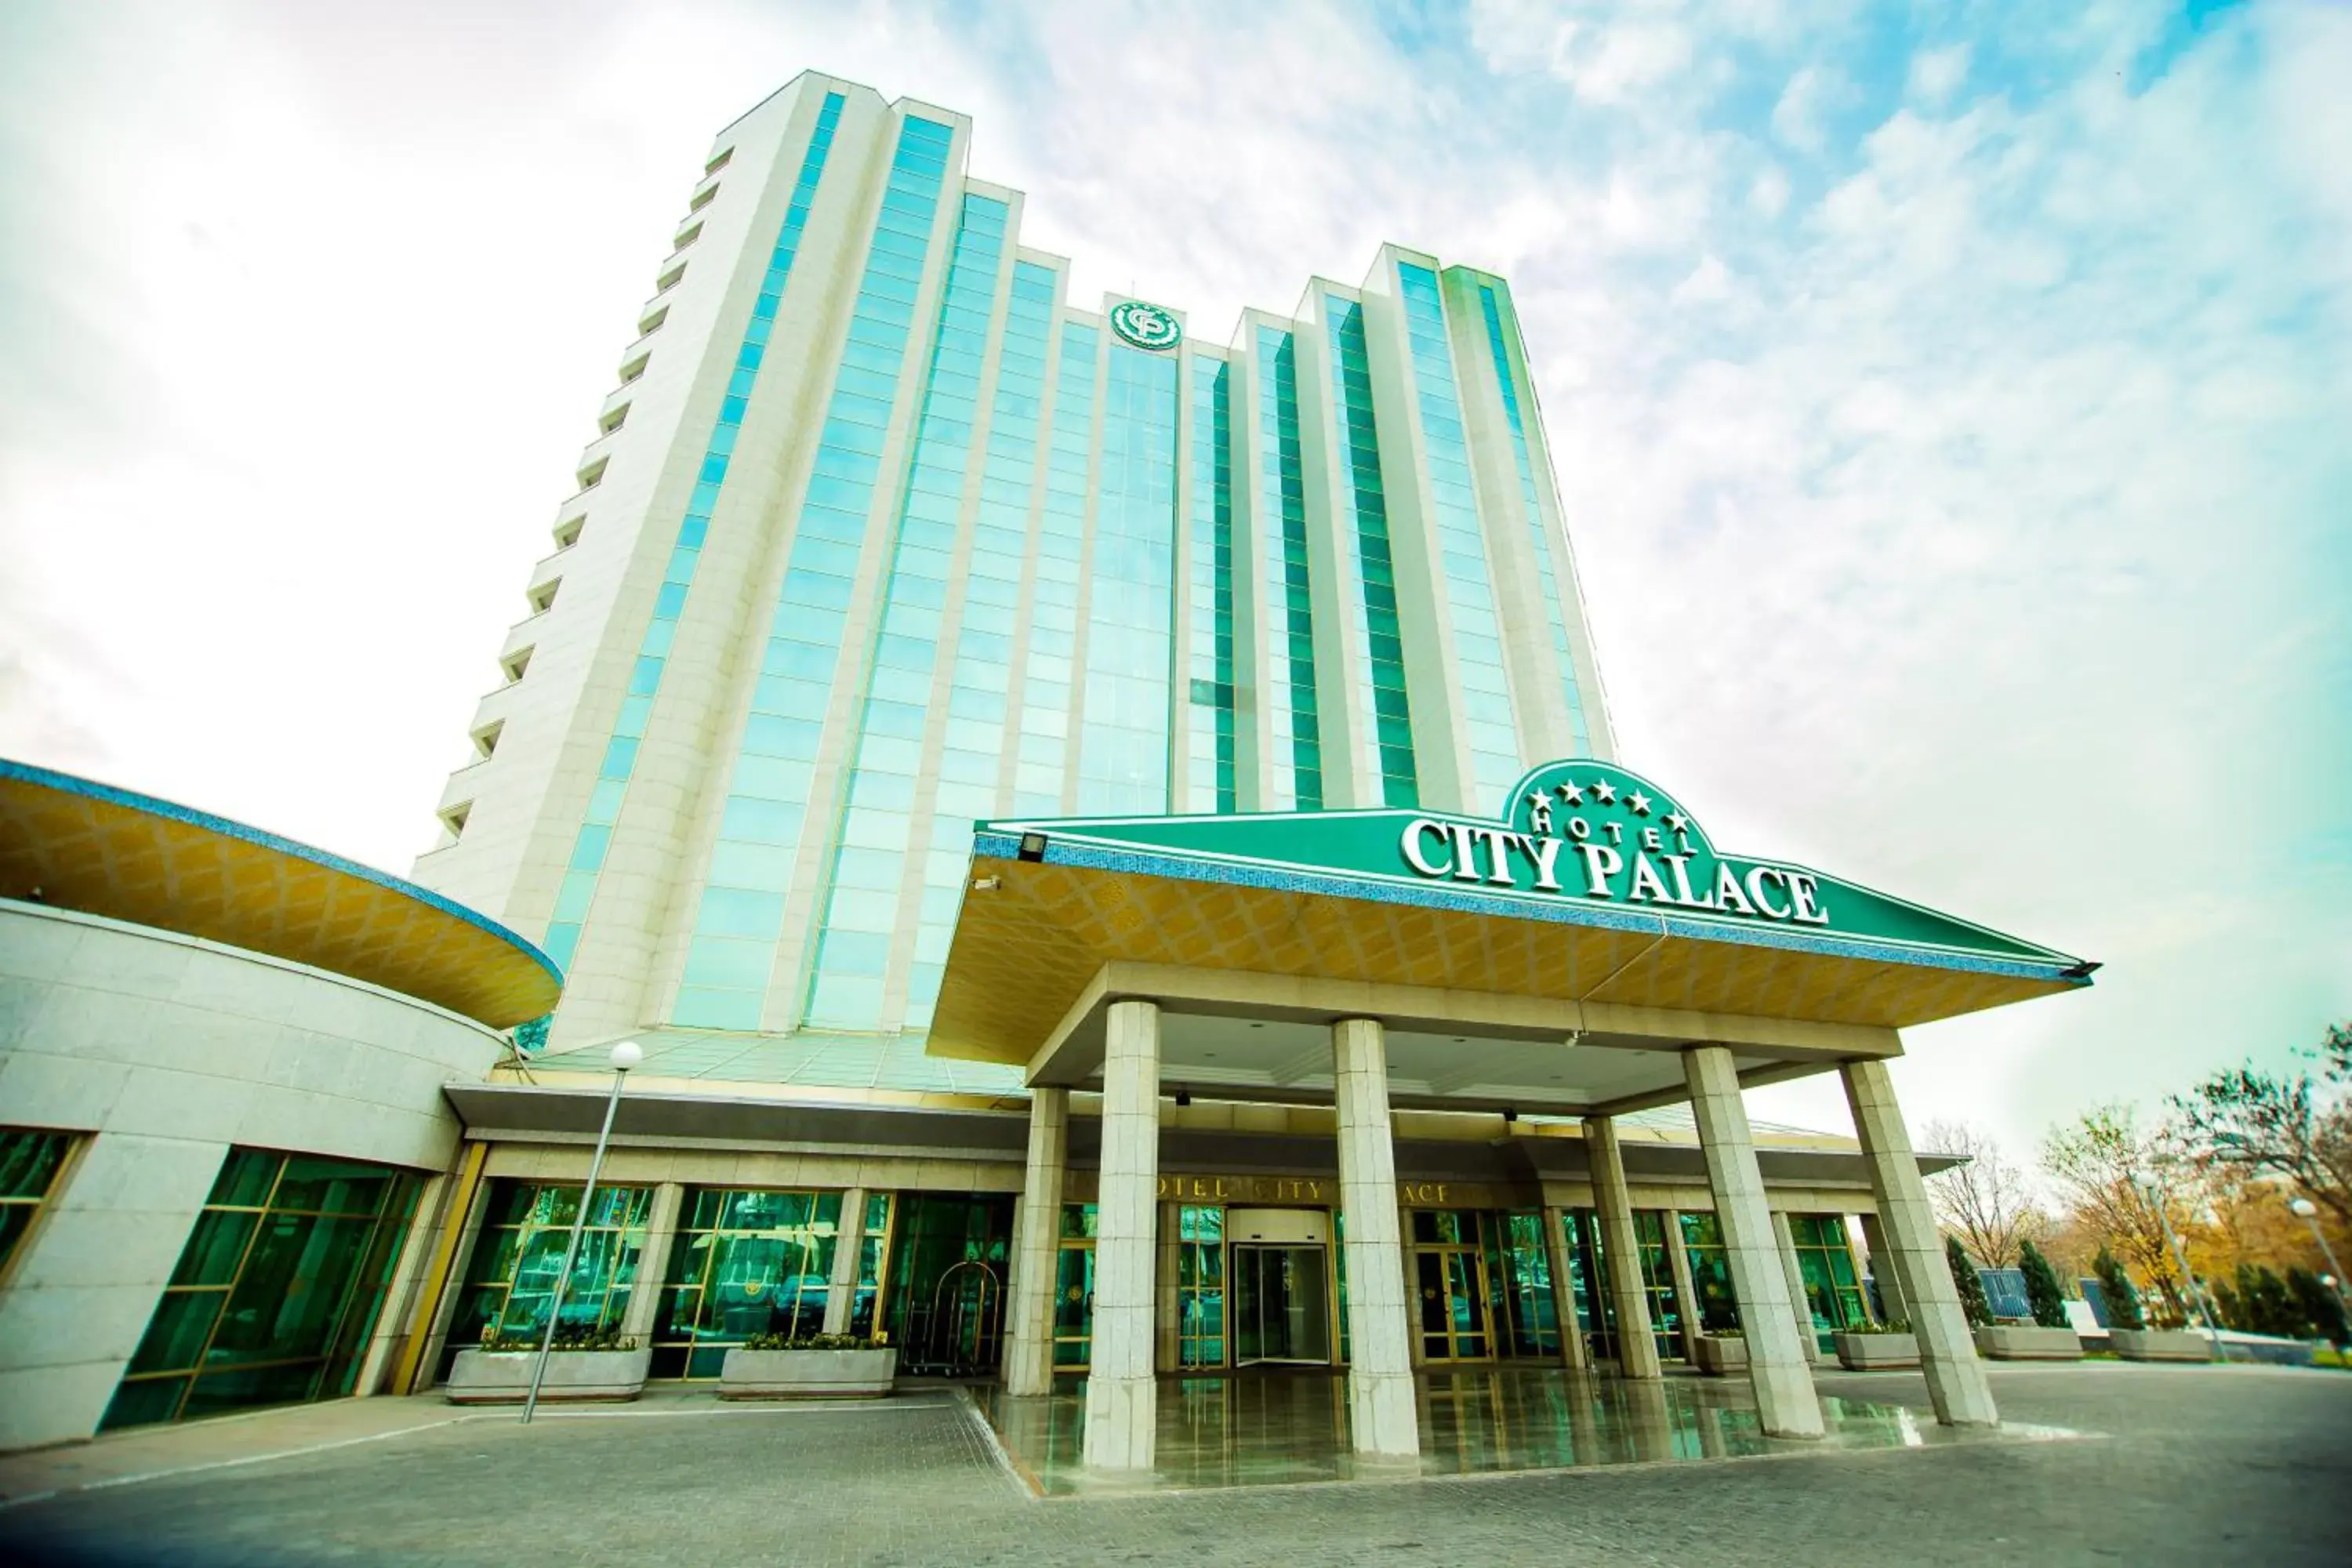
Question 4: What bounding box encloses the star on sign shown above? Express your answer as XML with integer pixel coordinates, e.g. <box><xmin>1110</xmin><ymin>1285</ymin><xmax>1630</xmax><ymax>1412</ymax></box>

<box><xmin>1591</xmin><ymin>780</ymin><xmax>1617</xmax><ymax>804</ymax></box>
<box><xmin>1664</xmin><ymin>812</ymin><xmax>1690</xmax><ymax>834</ymax></box>
<box><xmin>1554</xmin><ymin>782</ymin><xmax>1584</xmax><ymax>806</ymax></box>
<box><xmin>1628</xmin><ymin>791</ymin><xmax>1652</xmax><ymax>815</ymax></box>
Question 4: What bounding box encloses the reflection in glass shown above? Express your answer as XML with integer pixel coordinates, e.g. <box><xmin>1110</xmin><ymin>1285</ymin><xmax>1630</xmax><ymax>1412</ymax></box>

<box><xmin>650</xmin><ymin>1187</ymin><xmax>842</xmax><ymax>1379</ymax></box>
<box><xmin>105</xmin><ymin>1148</ymin><xmax>419</xmax><ymax>1430</ymax></box>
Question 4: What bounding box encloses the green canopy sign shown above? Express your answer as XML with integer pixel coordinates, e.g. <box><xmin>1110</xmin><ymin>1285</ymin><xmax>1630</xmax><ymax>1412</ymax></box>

<box><xmin>978</xmin><ymin>759</ymin><xmax>2090</xmax><ymax>975</ymax></box>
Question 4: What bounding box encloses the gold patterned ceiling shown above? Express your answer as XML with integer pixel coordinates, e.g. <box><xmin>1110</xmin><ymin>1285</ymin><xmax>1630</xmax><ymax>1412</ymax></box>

<box><xmin>930</xmin><ymin>851</ymin><xmax>2078</xmax><ymax>1068</ymax></box>
<box><xmin>0</xmin><ymin>760</ymin><xmax>559</xmax><ymax>1029</ymax></box>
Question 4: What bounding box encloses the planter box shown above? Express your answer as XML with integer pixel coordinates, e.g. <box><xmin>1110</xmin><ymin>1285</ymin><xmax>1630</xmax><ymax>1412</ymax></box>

<box><xmin>445</xmin><ymin>1347</ymin><xmax>651</xmax><ymax>1404</ymax></box>
<box><xmin>2111</xmin><ymin>1329</ymin><xmax>2215</xmax><ymax>1363</ymax></box>
<box><xmin>1973</xmin><ymin>1325</ymin><xmax>2084</xmax><ymax>1361</ymax></box>
<box><xmin>718</xmin><ymin>1346</ymin><xmax>898</xmax><ymax>1399</ymax></box>
<box><xmin>1833</xmin><ymin>1331</ymin><xmax>1921</xmax><ymax>1370</ymax></box>
<box><xmin>1692</xmin><ymin>1335</ymin><xmax>1748</xmax><ymax>1377</ymax></box>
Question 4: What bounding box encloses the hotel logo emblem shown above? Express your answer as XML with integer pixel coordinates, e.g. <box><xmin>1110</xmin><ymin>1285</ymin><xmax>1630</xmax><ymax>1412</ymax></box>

<box><xmin>1109</xmin><ymin>299</ymin><xmax>1181</xmax><ymax>351</ymax></box>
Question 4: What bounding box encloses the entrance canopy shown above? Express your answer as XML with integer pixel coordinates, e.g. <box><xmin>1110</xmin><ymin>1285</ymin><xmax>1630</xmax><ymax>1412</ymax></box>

<box><xmin>929</xmin><ymin>760</ymin><xmax>2091</xmax><ymax>1119</ymax></box>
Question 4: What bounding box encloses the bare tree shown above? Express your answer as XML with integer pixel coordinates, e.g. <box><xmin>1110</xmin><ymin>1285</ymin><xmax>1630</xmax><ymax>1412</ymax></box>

<box><xmin>1922</xmin><ymin>1120</ymin><xmax>2040</xmax><ymax>1269</ymax></box>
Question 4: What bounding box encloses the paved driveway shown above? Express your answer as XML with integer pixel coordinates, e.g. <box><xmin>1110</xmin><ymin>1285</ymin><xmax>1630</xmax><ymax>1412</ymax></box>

<box><xmin>2</xmin><ymin>1365</ymin><xmax>2347</xmax><ymax>1566</ymax></box>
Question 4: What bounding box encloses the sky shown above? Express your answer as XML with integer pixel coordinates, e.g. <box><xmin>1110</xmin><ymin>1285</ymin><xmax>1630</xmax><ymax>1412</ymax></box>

<box><xmin>2</xmin><ymin>0</ymin><xmax>2347</xmax><ymax>1168</ymax></box>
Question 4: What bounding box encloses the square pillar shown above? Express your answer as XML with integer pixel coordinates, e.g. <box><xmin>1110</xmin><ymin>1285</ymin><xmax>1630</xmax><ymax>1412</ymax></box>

<box><xmin>1859</xmin><ymin>1211</ymin><xmax>1911</xmax><ymax>1324</ymax></box>
<box><xmin>619</xmin><ymin>1181</ymin><xmax>686</xmax><ymax>1343</ymax></box>
<box><xmin>1006</xmin><ymin>1088</ymin><xmax>1069</xmax><ymax>1397</ymax></box>
<box><xmin>1663</xmin><ymin>1209</ymin><xmax>1704</xmax><ymax>1360</ymax></box>
<box><xmin>1683</xmin><ymin>1046</ymin><xmax>1824</xmax><ymax>1438</ymax></box>
<box><xmin>1581</xmin><ymin>1116</ymin><xmax>1661</xmax><ymax>1379</ymax></box>
<box><xmin>1842</xmin><ymin>1058</ymin><xmax>1998</xmax><ymax>1427</ymax></box>
<box><xmin>1541</xmin><ymin>1206</ymin><xmax>1592</xmax><ymax>1372</ymax></box>
<box><xmin>1770</xmin><ymin>1209</ymin><xmax>1825</xmax><ymax>1363</ymax></box>
<box><xmin>1083</xmin><ymin>1001</ymin><xmax>1161</xmax><ymax>1470</ymax></box>
<box><xmin>821</xmin><ymin>1187</ymin><xmax>868</xmax><ymax>1335</ymax></box>
<box><xmin>1333</xmin><ymin>1017</ymin><xmax>1420</xmax><ymax>1457</ymax></box>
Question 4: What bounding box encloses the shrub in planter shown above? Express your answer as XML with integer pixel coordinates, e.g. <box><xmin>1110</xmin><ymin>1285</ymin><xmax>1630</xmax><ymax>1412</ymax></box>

<box><xmin>1947</xmin><ymin>1236</ymin><xmax>1995</xmax><ymax>1328</ymax></box>
<box><xmin>2092</xmin><ymin>1247</ymin><xmax>2144</xmax><ymax>1331</ymax></box>
<box><xmin>446</xmin><ymin>1323</ymin><xmax>650</xmax><ymax>1403</ymax></box>
<box><xmin>1832</xmin><ymin>1319</ymin><xmax>1919</xmax><ymax>1370</ymax></box>
<box><xmin>1691</xmin><ymin>1328</ymin><xmax>1746</xmax><ymax>1377</ymax></box>
<box><xmin>2019</xmin><ymin>1240</ymin><xmax>2071</xmax><ymax>1330</ymax></box>
<box><xmin>720</xmin><ymin>1331</ymin><xmax>898</xmax><ymax>1399</ymax></box>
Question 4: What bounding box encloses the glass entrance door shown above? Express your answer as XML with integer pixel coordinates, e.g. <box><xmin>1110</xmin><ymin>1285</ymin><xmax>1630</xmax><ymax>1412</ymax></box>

<box><xmin>1231</xmin><ymin>1245</ymin><xmax>1332</xmax><ymax>1365</ymax></box>
<box><xmin>1411</xmin><ymin>1209</ymin><xmax>1493</xmax><ymax>1362</ymax></box>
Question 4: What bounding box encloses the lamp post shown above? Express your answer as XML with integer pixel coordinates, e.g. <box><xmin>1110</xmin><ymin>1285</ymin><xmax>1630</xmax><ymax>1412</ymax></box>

<box><xmin>2287</xmin><ymin>1196</ymin><xmax>2349</xmax><ymax>1316</ymax></box>
<box><xmin>521</xmin><ymin>1040</ymin><xmax>642</xmax><ymax>1425</ymax></box>
<box><xmin>2134</xmin><ymin>1171</ymin><xmax>2223</xmax><ymax>1358</ymax></box>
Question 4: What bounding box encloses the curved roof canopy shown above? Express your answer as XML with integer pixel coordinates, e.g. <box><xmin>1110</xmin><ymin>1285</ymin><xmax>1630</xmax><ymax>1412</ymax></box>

<box><xmin>0</xmin><ymin>758</ymin><xmax>559</xmax><ymax>1029</ymax></box>
<box><xmin>931</xmin><ymin>760</ymin><xmax>2092</xmax><ymax>1113</ymax></box>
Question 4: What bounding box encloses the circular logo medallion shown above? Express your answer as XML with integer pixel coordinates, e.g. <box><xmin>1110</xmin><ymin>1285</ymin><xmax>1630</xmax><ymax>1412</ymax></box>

<box><xmin>1109</xmin><ymin>299</ymin><xmax>1181</xmax><ymax>352</ymax></box>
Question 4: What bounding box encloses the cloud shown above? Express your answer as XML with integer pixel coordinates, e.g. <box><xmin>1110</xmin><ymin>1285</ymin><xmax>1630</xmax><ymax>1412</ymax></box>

<box><xmin>1</xmin><ymin>0</ymin><xmax>2344</xmax><ymax>1167</ymax></box>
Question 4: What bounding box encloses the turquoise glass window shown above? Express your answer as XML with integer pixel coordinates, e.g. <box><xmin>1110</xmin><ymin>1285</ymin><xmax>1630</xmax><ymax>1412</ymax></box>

<box><xmin>1074</xmin><ymin>343</ymin><xmax>1178</xmax><ymax>815</ymax></box>
<box><xmin>544</xmin><ymin>90</ymin><xmax>847</xmax><ymax>972</ymax></box>
<box><xmin>803</xmin><ymin>192</ymin><xmax>1008</xmax><ymax>1031</ymax></box>
<box><xmin>1398</xmin><ymin>262</ymin><xmax>1521</xmax><ymax>804</ymax></box>
<box><xmin>1011</xmin><ymin>319</ymin><xmax>1101</xmax><ymax>815</ymax></box>
<box><xmin>1254</xmin><ymin>325</ymin><xmax>1320</xmax><ymax>810</ymax></box>
<box><xmin>1479</xmin><ymin>281</ymin><xmax>1593</xmax><ymax>757</ymax></box>
<box><xmin>1183</xmin><ymin>354</ymin><xmax>1236</xmax><ymax>812</ymax></box>
<box><xmin>1325</xmin><ymin>295</ymin><xmax>1417</xmax><ymax>807</ymax></box>
<box><xmin>673</xmin><ymin>112</ymin><xmax>955</xmax><ymax>1031</ymax></box>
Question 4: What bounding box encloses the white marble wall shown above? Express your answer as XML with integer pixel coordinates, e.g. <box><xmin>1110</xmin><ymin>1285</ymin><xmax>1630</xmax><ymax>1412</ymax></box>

<box><xmin>0</xmin><ymin>901</ymin><xmax>503</xmax><ymax>1450</ymax></box>
<box><xmin>1005</xmin><ymin>1087</ymin><xmax>1068</xmax><ymax>1396</ymax></box>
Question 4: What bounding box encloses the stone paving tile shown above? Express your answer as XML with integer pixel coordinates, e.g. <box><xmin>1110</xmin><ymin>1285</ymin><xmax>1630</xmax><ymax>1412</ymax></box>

<box><xmin>2</xmin><ymin>1367</ymin><xmax>2347</xmax><ymax>1566</ymax></box>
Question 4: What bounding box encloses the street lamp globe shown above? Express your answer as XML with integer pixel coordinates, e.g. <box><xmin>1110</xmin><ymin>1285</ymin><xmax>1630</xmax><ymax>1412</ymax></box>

<box><xmin>610</xmin><ymin>1040</ymin><xmax>644</xmax><ymax>1073</ymax></box>
<box><xmin>2289</xmin><ymin>1197</ymin><xmax>2318</xmax><ymax>1219</ymax></box>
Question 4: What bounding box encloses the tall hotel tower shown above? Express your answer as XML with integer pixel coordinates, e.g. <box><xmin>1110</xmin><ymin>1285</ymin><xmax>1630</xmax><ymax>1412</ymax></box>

<box><xmin>416</xmin><ymin>73</ymin><xmax>1613</xmax><ymax>1053</ymax></box>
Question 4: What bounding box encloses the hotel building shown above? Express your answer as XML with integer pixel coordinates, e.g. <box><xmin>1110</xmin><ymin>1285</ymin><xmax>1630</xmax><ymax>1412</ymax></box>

<box><xmin>0</xmin><ymin>71</ymin><xmax>2090</xmax><ymax>1463</ymax></box>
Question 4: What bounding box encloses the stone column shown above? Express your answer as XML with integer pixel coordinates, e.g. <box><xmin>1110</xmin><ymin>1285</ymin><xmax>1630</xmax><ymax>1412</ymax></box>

<box><xmin>821</xmin><ymin>1186</ymin><xmax>868</xmax><ymax>1335</ymax></box>
<box><xmin>1683</xmin><ymin>1046</ymin><xmax>1824</xmax><ymax>1439</ymax></box>
<box><xmin>1333</xmin><ymin>1017</ymin><xmax>1420</xmax><ymax>1457</ymax></box>
<box><xmin>1006</xmin><ymin>1087</ymin><xmax>1069</xmax><ymax>1397</ymax></box>
<box><xmin>1842</xmin><ymin>1058</ymin><xmax>1998</xmax><ymax>1427</ymax></box>
<box><xmin>1858</xmin><ymin>1212</ymin><xmax>1909</xmax><ymax>1324</ymax></box>
<box><xmin>1581</xmin><ymin>1117</ymin><xmax>1661</xmax><ymax>1379</ymax></box>
<box><xmin>1663</xmin><ymin>1208</ymin><xmax>1704</xmax><ymax>1360</ymax></box>
<box><xmin>620</xmin><ymin>1181</ymin><xmax>685</xmax><ymax>1343</ymax></box>
<box><xmin>1083</xmin><ymin>1001</ymin><xmax>1162</xmax><ymax>1470</ymax></box>
<box><xmin>1770</xmin><ymin>1210</ymin><xmax>1824</xmax><ymax>1363</ymax></box>
<box><xmin>1542</xmin><ymin>1206</ymin><xmax>1591</xmax><ymax>1371</ymax></box>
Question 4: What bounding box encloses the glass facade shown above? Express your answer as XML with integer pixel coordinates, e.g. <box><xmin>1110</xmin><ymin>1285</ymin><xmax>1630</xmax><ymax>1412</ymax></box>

<box><xmin>1075</xmin><ymin>343</ymin><xmax>1178</xmax><ymax>813</ymax></box>
<box><xmin>1324</xmin><ymin>295</ymin><xmax>1417</xmax><ymax>806</ymax></box>
<box><xmin>474</xmin><ymin>93</ymin><xmax>1617</xmax><ymax>1044</ymax></box>
<box><xmin>1679</xmin><ymin>1210</ymin><xmax>1740</xmax><ymax>1332</ymax></box>
<box><xmin>1787</xmin><ymin>1214</ymin><xmax>1869</xmax><ymax>1348</ymax></box>
<box><xmin>1014</xmin><ymin>321</ymin><xmax>1100</xmax><ymax>815</ymax></box>
<box><xmin>1181</xmin><ymin>356</ymin><xmax>1238</xmax><ymax>812</ymax></box>
<box><xmin>881</xmin><ymin>1194</ymin><xmax>1010</xmax><ymax>1375</ymax></box>
<box><xmin>1631</xmin><ymin>1209</ymin><xmax>1686</xmax><ymax>1361</ymax></box>
<box><xmin>1052</xmin><ymin>1200</ymin><xmax>1097</xmax><ymax>1367</ymax></box>
<box><xmin>1477</xmin><ymin>281</ymin><xmax>1594</xmax><ymax>757</ymax></box>
<box><xmin>676</xmin><ymin>113</ymin><xmax>956</xmax><ymax>1030</ymax></box>
<box><xmin>547</xmin><ymin>90</ymin><xmax>848</xmax><ymax>972</ymax></box>
<box><xmin>0</xmin><ymin>1127</ymin><xmax>73</xmax><ymax>1272</ymax></box>
<box><xmin>1254</xmin><ymin>326</ymin><xmax>1321</xmax><ymax>808</ymax></box>
<box><xmin>1397</xmin><ymin>260</ymin><xmax>1522</xmax><ymax>804</ymax></box>
<box><xmin>106</xmin><ymin>1149</ymin><xmax>420</xmax><ymax>1430</ymax></box>
<box><xmin>651</xmin><ymin>1187</ymin><xmax>844</xmax><ymax>1377</ymax></box>
<box><xmin>443</xmin><ymin>1179</ymin><xmax>652</xmax><ymax>1373</ymax></box>
<box><xmin>1175</xmin><ymin>1203</ymin><xmax>1226</xmax><ymax>1366</ymax></box>
<box><xmin>804</xmin><ymin>192</ymin><xmax>1009</xmax><ymax>1029</ymax></box>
